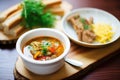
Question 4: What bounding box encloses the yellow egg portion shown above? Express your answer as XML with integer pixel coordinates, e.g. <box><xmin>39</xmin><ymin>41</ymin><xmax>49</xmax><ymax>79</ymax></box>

<box><xmin>92</xmin><ymin>23</ymin><xmax>114</xmax><ymax>43</ymax></box>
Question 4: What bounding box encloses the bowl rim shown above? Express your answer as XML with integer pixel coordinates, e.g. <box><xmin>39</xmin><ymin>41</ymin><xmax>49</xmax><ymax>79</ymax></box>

<box><xmin>62</xmin><ymin>7</ymin><xmax>120</xmax><ymax>47</ymax></box>
<box><xmin>16</xmin><ymin>28</ymin><xmax>70</xmax><ymax>64</ymax></box>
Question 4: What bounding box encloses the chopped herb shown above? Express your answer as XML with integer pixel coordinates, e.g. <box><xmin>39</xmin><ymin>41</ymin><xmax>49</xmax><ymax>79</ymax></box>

<box><xmin>84</xmin><ymin>24</ymin><xmax>90</xmax><ymax>30</ymax></box>
<box><xmin>80</xmin><ymin>18</ymin><xmax>86</xmax><ymax>24</ymax></box>
<box><xmin>80</xmin><ymin>18</ymin><xmax>91</xmax><ymax>30</ymax></box>
<box><xmin>21</xmin><ymin>0</ymin><xmax>55</xmax><ymax>29</ymax></box>
<box><xmin>41</xmin><ymin>41</ymin><xmax>51</xmax><ymax>55</ymax></box>
<box><xmin>41</xmin><ymin>47</ymin><xmax>48</xmax><ymax>56</ymax></box>
<box><xmin>27</xmin><ymin>46</ymin><xmax>31</xmax><ymax>49</ymax></box>
<box><xmin>41</xmin><ymin>40</ymin><xmax>51</xmax><ymax>47</ymax></box>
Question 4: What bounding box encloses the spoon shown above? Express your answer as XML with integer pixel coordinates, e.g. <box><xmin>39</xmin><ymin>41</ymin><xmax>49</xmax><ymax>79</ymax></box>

<box><xmin>64</xmin><ymin>57</ymin><xmax>83</xmax><ymax>67</ymax></box>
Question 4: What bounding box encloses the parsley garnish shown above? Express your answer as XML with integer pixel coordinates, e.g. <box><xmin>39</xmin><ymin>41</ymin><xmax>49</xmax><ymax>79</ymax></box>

<box><xmin>41</xmin><ymin>40</ymin><xmax>51</xmax><ymax>55</ymax></box>
<box><xmin>21</xmin><ymin>0</ymin><xmax>55</xmax><ymax>29</ymax></box>
<box><xmin>80</xmin><ymin>18</ymin><xmax>90</xmax><ymax>30</ymax></box>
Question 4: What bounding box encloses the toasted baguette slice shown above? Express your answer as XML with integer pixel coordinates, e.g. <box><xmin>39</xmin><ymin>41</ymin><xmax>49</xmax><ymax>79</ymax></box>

<box><xmin>0</xmin><ymin>3</ymin><xmax>22</xmax><ymax>22</ymax></box>
<box><xmin>6</xmin><ymin>9</ymin><xmax>22</xmax><ymax>19</ymax></box>
<box><xmin>2</xmin><ymin>12</ymin><xmax>22</xmax><ymax>34</ymax></box>
<box><xmin>0</xmin><ymin>23</ymin><xmax>2</xmax><ymax>29</ymax></box>
<box><xmin>43</xmin><ymin>0</ymin><xmax>61</xmax><ymax>7</ymax></box>
<box><xmin>0</xmin><ymin>9</ymin><xmax>22</xmax><ymax>30</ymax></box>
<box><xmin>9</xmin><ymin>25</ymin><xmax>24</xmax><ymax>37</ymax></box>
<box><xmin>49</xmin><ymin>8</ymin><xmax>64</xmax><ymax>16</ymax></box>
<box><xmin>45</xmin><ymin>3</ymin><xmax>61</xmax><ymax>9</ymax></box>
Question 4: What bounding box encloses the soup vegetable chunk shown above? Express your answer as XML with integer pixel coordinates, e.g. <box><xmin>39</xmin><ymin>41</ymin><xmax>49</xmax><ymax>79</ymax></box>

<box><xmin>23</xmin><ymin>37</ymin><xmax>64</xmax><ymax>61</ymax></box>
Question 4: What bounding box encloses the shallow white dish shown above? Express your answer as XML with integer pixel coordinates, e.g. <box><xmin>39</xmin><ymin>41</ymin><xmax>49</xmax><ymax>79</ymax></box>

<box><xmin>62</xmin><ymin>8</ymin><xmax>120</xmax><ymax>48</ymax></box>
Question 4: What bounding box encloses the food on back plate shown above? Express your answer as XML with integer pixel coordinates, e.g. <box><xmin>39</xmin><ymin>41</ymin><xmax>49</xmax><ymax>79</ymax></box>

<box><xmin>67</xmin><ymin>14</ymin><xmax>96</xmax><ymax>43</ymax></box>
<box><xmin>23</xmin><ymin>36</ymin><xmax>64</xmax><ymax>61</ymax></box>
<box><xmin>92</xmin><ymin>23</ymin><xmax>114</xmax><ymax>43</ymax></box>
<box><xmin>67</xmin><ymin>14</ymin><xmax>114</xmax><ymax>44</ymax></box>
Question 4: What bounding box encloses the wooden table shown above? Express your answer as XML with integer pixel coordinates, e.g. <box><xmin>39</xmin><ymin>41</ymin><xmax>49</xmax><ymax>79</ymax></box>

<box><xmin>0</xmin><ymin>0</ymin><xmax>120</xmax><ymax>80</ymax></box>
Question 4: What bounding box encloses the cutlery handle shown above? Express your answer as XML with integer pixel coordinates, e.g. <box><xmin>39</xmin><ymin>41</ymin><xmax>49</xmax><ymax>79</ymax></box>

<box><xmin>65</xmin><ymin>58</ymin><xmax>83</xmax><ymax>67</ymax></box>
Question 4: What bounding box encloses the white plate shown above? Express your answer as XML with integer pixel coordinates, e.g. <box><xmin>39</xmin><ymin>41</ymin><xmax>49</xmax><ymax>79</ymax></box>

<box><xmin>62</xmin><ymin>8</ymin><xmax>120</xmax><ymax>48</ymax></box>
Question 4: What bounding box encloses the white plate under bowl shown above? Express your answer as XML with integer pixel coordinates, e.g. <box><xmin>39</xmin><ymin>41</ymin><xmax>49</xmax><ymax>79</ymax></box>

<box><xmin>62</xmin><ymin>8</ymin><xmax>120</xmax><ymax>48</ymax></box>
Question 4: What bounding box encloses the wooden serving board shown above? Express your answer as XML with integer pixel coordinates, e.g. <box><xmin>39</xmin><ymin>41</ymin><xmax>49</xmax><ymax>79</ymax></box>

<box><xmin>14</xmin><ymin>38</ymin><xmax>120</xmax><ymax>80</ymax></box>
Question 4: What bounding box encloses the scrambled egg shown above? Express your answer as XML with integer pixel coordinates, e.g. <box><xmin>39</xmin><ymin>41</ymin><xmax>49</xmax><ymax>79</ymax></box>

<box><xmin>92</xmin><ymin>23</ymin><xmax>114</xmax><ymax>43</ymax></box>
